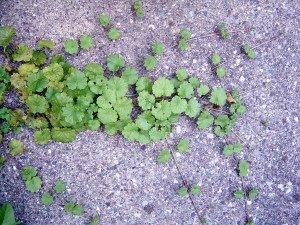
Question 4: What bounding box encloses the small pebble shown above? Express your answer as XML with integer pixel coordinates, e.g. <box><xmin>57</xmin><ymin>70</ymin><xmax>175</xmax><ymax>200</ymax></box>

<box><xmin>239</xmin><ymin>76</ymin><xmax>245</xmax><ymax>82</ymax></box>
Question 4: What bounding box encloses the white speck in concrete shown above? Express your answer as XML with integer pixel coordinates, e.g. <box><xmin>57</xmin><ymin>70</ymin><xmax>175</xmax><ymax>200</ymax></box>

<box><xmin>278</xmin><ymin>184</ymin><xmax>284</xmax><ymax>191</ymax></box>
<box><xmin>148</xmin><ymin>24</ymin><xmax>155</xmax><ymax>30</ymax></box>
<box><xmin>193</xmin><ymin>59</ymin><xmax>197</xmax><ymax>64</ymax></box>
<box><xmin>134</xmin><ymin>213</ymin><xmax>142</xmax><ymax>218</ymax></box>
<box><xmin>207</xmin><ymin>133</ymin><xmax>214</xmax><ymax>139</ymax></box>
<box><xmin>176</xmin><ymin>126</ymin><xmax>181</xmax><ymax>134</ymax></box>
<box><xmin>294</xmin><ymin>117</ymin><xmax>298</xmax><ymax>122</ymax></box>
<box><xmin>239</xmin><ymin>76</ymin><xmax>245</xmax><ymax>82</ymax></box>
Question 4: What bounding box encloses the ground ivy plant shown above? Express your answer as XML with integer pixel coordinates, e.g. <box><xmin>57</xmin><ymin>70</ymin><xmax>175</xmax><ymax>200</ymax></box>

<box><xmin>0</xmin><ymin>7</ymin><xmax>276</xmax><ymax>222</ymax></box>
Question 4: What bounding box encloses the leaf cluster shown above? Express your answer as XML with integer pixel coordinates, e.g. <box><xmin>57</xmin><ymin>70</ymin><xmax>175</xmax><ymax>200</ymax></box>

<box><xmin>133</xmin><ymin>1</ymin><xmax>144</xmax><ymax>17</ymax></box>
<box><xmin>178</xmin><ymin>28</ymin><xmax>191</xmax><ymax>51</ymax></box>
<box><xmin>21</xmin><ymin>166</ymin><xmax>42</xmax><ymax>193</ymax></box>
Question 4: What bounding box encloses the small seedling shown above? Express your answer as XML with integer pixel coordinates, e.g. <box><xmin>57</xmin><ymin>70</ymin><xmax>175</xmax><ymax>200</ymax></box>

<box><xmin>178</xmin><ymin>28</ymin><xmax>191</xmax><ymax>51</ymax></box>
<box><xmin>248</xmin><ymin>189</ymin><xmax>258</xmax><ymax>200</ymax></box>
<box><xmin>243</xmin><ymin>45</ymin><xmax>256</xmax><ymax>58</ymax></box>
<box><xmin>64</xmin><ymin>39</ymin><xmax>78</xmax><ymax>54</ymax></box>
<box><xmin>216</xmin><ymin>67</ymin><xmax>226</xmax><ymax>78</ymax></box>
<box><xmin>108</xmin><ymin>28</ymin><xmax>120</xmax><ymax>40</ymax></box>
<box><xmin>238</xmin><ymin>160</ymin><xmax>250</xmax><ymax>177</ymax></box>
<box><xmin>177</xmin><ymin>139</ymin><xmax>189</xmax><ymax>153</ymax></box>
<box><xmin>177</xmin><ymin>187</ymin><xmax>188</xmax><ymax>196</ymax></box>
<box><xmin>54</xmin><ymin>180</ymin><xmax>66</xmax><ymax>193</ymax></box>
<box><xmin>133</xmin><ymin>1</ymin><xmax>144</xmax><ymax>17</ymax></box>
<box><xmin>152</xmin><ymin>41</ymin><xmax>164</xmax><ymax>56</ymax></box>
<box><xmin>190</xmin><ymin>185</ymin><xmax>201</xmax><ymax>195</ymax></box>
<box><xmin>211</xmin><ymin>53</ymin><xmax>221</xmax><ymax>65</ymax></box>
<box><xmin>9</xmin><ymin>139</ymin><xmax>24</xmax><ymax>156</ymax></box>
<box><xmin>90</xmin><ymin>215</ymin><xmax>100</xmax><ymax>225</ymax></box>
<box><xmin>233</xmin><ymin>190</ymin><xmax>244</xmax><ymax>199</ymax></box>
<box><xmin>98</xmin><ymin>14</ymin><xmax>110</xmax><ymax>27</ymax></box>
<box><xmin>157</xmin><ymin>150</ymin><xmax>171</xmax><ymax>163</ymax></box>
<box><xmin>144</xmin><ymin>55</ymin><xmax>157</xmax><ymax>70</ymax></box>
<box><xmin>64</xmin><ymin>202</ymin><xmax>84</xmax><ymax>216</ymax></box>
<box><xmin>41</xmin><ymin>192</ymin><xmax>54</xmax><ymax>206</ymax></box>
<box><xmin>80</xmin><ymin>35</ymin><xmax>93</xmax><ymax>50</ymax></box>
<box><xmin>218</xmin><ymin>23</ymin><xmax>230</xmax><ymax>39</ymax></box>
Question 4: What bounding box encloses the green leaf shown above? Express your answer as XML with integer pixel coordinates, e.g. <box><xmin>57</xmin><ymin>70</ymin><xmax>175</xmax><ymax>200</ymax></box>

<box><xmin>144</xmin><ymin>55</ymin><xmax>157</xmax><ymax>70</ymax></box>
<box><xmin>51</xmin><ymin>128</ymin><xmax>76</xmax><ymax>143</ymax></box>
<box><xmin>64</xmin><ymin>202</ymin><xmax>75</xmax><ymax>212</ymax></box>
<box><xmin>98</xmin><ymin>108</ymin><xmax>118</xmax><ymax>124</ymax></box>
<box><xmin>234</xmin><ymin>190</ymin><xmax>244</xmax><ymax>199</ymax></box>
<box><xmin>26</xmin><ymin>176</ymin><xmax>42</xmax><ymax>193</ymax></box>
<box><xmin>41</xmin><ymin>192</ymin><xmax>54</xmax><ymax>206</ymax></box>
<box><xmin>157</xmin><ymin>150</ymin><xmax>171</xmax><ymax>163</ymax></box>
<box><xmin>248</xmin><ymin>189</ymin><xmax>258</xmax><ymax>200</ymax></box>
<box><xmin>27</xmin><ymin>95</ymin><xmax>49</xmax><ymax>113</ymax></box>
<box><xmin>122</xmin><ymin>123</ymin><xmax>139</xmax><ymax>141</ymax></box>
<box><xmin>136</xmin><ymin>9</ymin><xmax>144</xmax><ymax>17</ymax></box>
<box><xmin>53</xmin><ymin>180</ymin><xmax>65</xmax><ymax>193</ymax></box>
<box><xmin>181</xmin><ymin>28</ymin><xmax>191</xmax><ymax>40</ymax></box>
<box><xmin>0</xmin><ymin>26</ymin><xmax>15</xmax><ymax>47</ymax></box>
<box><xmin>190</xmin><ymin>185</ymin><xmax>201</xmax><ymax>195</ymax></box>
<box><xmin>13</xmin><ymin>43</ymin><xmax>33</xmax><ymax>62</ymax></box>
<box><xmin>210</xmin><ymin>87</ymin><xmax>227</xmax><ymax>106</ymax></box>
<box><xmin>177</xmin><ymin>187</ymin><xmax>188</xmax><ymax>196</ymax></box>
<box><xmin>107</xmin><ymin>77</ymin><xmax>128</xmax><ymax>99</ymax></box>
<box><xmin>239</xmin><ymin>160</ymin><xmax>250</xmax><ymax>177</ymax></box>
<box><xmin>177</xmin><ymin>139</ymin><xmax>189</xmax><ymax>153</ymax></box>
<box><xmin>136</xmin><ymin>77</ymin><xmax>152</xmax><ymax>93</ymax></box>
<box><xmin>21</xmin><ymin>166</ymin><xmax>37</xmax><ymax>181</ymax></box>
<box><xmin>197</xmin><ymin>111</ymin><xmax>214</xmax><ymax>129</ymax></box>
<box><xmin>62</xmin><ymin>104</ymin><xmax>84</xmax><ymax>125</ymax></box>
<box><xmin>0</xmin><ymin>202</ymin><xmax>17</xmax><ymax>225</ymax></box>
<box><xmin>178</xmin><ymin>40</ymin><xmax>188</xmax><ymax>50</ymax></box>
<box><xmin>38</xmin><ymin>40</ymin><xmax>55</xmax><ymax>50</ymax></box>
<box><xmin>223</xmin><ymin>143</ymin><xmax>243</xmax><ymax>156</ymax></box>
<box><xmin>243</xmin><ymin>45</ymin><xmax>256</xmax><ymax>58</ymax></box>
<box><xmin>185</xmin><ymin>99</ymin><xmax>201</xmax><ymax>118</ymax></box>
<box><xmin>216</xmin><ymin>67</ymin><xmax>226</xmax><ymax>78</ymax></box>
<box><xmin>9</xmin><ymin>139</ymin><xmax>24</xmax><ymax>156</ymax></box>
<box><xmin>121</xmin><ymin>67</ymin><xmax>139</xmax><ymax>85</ymax></box>
<box><xmin>0</xmin><ymin>66</ymin><xmax>10</xmax><ymax>84</ymax></box>
<box><xmin>80</xmin><ymin>35</ymin><xmax>93</xmax><ymax>50</ymax></box>
<box><xmin>170</xmin><ymin>96</ymin><xmax>187</xmax><ymax>114</ymax></box>
<box><xmin>107</xmin><ymin>54</ymin><xmax>125</xmax><ymax>72</ymax></box>
<box><xmin>133</xmin><ymin>1</ymin><xmax>142</xmax><ymax>10</ymax></box>
<box><xmin>152</xmin><ymin>77</ymin><xmax>174</xmax><ymax>97</ymax></box>
<box><xmin>42</xmin><ymin>63</ymin><xmax>64</xmax><ymax>82</ymax></box>
<box><xmin>87</xmin><ymin>120</ymin><xmax>101</xmax><ymax>131</ymax></box>
<box><xmin>152</xmin><ymin>41</ymin><xmax>164</xmax><ymax>56</ymax></box>
<box><xmin>137</xmin><ymin>91</ymin><xmax>155</xmax><ymax>110</ymax></box>
<box><xmin>197</xmin><ymin>85</ymin><xmax>210</xmax><ymax>97</ymax></box>
<box><xmin>34</xmin><ymin>129</ymin><xmax>51</xmax><ymax>144</ymax></box>
<box><xmin>72</xmin><ymin>205</ymin><xmax>84</xmax><ymax>216</ymax></box>
<box><xmin>31</xmin><ymin>50</ymin><xmax>47</xmax><ymax>66</ymax></box>
<box><xmin>108</xmin><ymin>28</ymin><xmax>120</xmax><ymax>40</ymax></box>
<box><xmin>64</xmin><ymin>39</ymin><xmax>78</xmax><ymax>54</ymax></box>
<box><xmin>152</xmin><ymin>100</ymin><xmax>172</xmax><ymax>120</ymax></box>
<box><xmin>177</xmin><ymin>81</ymin><xmax>194</xmax><ymax>99</ymax></box>
<box><xmin>98</xmin><ymin>14</ymin><xmax>110</xmax><ymax>27</ymax></box>
<box><xmin>27</xmin><ymin>72</ymin><xmax>48</xmax><ymax>92</ymax></box>
<box><xmin>211</xmin><ymin>54</ymin><xmax>221</xmax><ymax>65</ymax></box>
<box><xmin>218</xmin><ymin>23</ymin><xmax>226</xmax><ymax>32</ymax></box>
<box><xmin>176</xmin><ymin>69</ymin><xmax>188</xmax><ymax>81</ymax></box>
<box><xmin>188</xmin><ymin>77</ymin><xmax>200</xmax><ymax>88</ymax></box>
<box><xmin>91</xmin><ymin>215</ymin><xmax>100</xmax><ymax>224</ymax></box>
<box><xmin>66</xmin><ymin>70</ymin><xmax>87</xmax><ymax>90</ymax></box>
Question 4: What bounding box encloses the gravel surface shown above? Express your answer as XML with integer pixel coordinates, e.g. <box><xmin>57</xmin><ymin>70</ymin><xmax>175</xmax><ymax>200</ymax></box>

<box><xmin>0</xmin><ymin>0</ymin><xmax>299</xmax><ymax>224</ymax></box>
